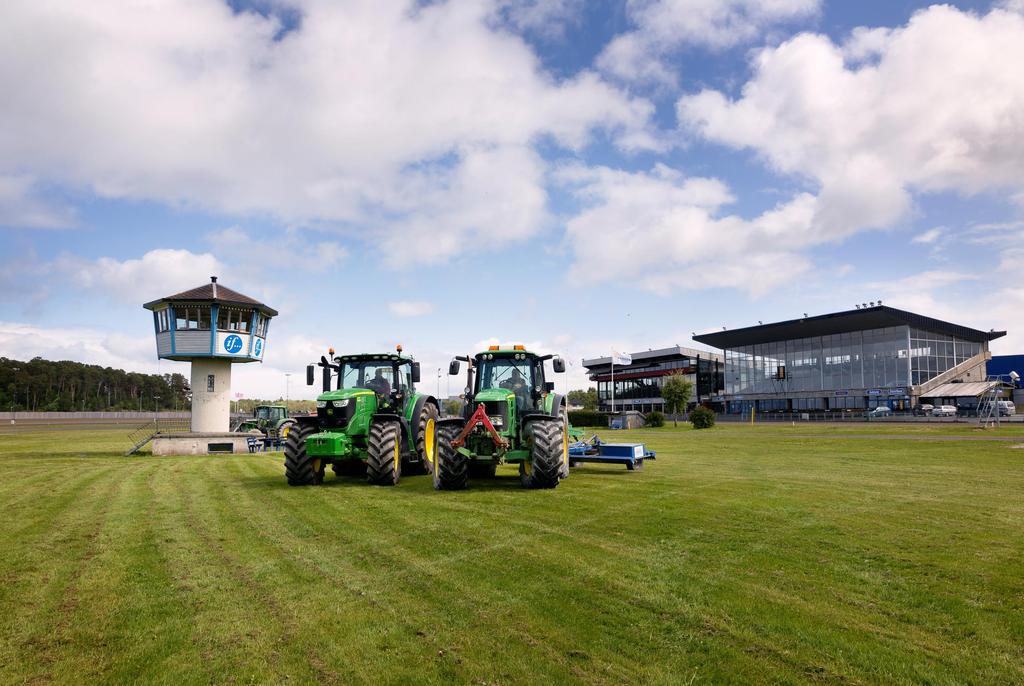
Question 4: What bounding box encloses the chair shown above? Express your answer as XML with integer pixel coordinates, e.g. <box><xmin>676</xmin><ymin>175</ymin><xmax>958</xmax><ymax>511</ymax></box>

<box><xmin>246</xmin><ymin>436</ymin><xmax>263</xmax><ymax>453</ymax></box>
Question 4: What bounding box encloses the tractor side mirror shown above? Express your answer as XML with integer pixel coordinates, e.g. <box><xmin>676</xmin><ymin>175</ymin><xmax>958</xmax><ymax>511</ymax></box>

<box><xmin>322</xmin><ymin>367</ymin><xmax>331</xmax><ymax>393</ymax></box>
<box><xmin>411</xmin><ymin>362</ymin><xmax>421</xmax><ymax>383</ymax></box>
<box><xmin>306</xmin><ymin>365</ymin><xmax>315</xmax><ymax>386</ymax></box>
<box><xmin>552</xmin><ymin>356</ymin><xmax>566</xmax><ymax>373</ymax></box>
<box><xmin>449</xmin><ymin>359</ymin><xmax>460</xmax><ymax>375</ymax></box>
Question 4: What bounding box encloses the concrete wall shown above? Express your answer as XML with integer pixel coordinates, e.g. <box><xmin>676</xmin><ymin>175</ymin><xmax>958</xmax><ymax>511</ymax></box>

<box><xmin>152</xmin><ymin>433</ymin><xmax>252</xmax><ymax>455</ymax></box>
<box><xmin>190</xmin><ymin>359</ymin><xmax>233</xmax><ymax>432</ymax></box>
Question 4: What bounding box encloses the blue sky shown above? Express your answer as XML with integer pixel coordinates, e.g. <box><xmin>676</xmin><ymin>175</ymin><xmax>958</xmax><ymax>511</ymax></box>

<box><xmin>2</xmin><ymin>0</ymin><xmax>1023</xmax><ymax>398</ymax></box>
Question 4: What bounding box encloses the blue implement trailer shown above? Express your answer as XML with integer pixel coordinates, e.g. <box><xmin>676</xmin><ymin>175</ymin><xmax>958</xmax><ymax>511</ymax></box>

<box><xmin>568</xmin><ymin>435</ymin><xmax>655</xmax><ymax>471</ymax></box>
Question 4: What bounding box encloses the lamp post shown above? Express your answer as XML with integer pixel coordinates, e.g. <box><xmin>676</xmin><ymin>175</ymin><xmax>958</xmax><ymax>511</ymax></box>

<box><xmin>437</xmin><ymin>367</ymin><xmax>441</xmax><ymax>399</ymax></box>
<box><xmin>285</xmin><ymin>373</ymin><xmax>291</xmax><ymax>404</ymax></box>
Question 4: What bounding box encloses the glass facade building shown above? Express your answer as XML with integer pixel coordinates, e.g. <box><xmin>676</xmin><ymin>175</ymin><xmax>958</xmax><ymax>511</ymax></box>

<box><xmin>695</xmin><ymin>306</ymin><xmax>1003</xmax><ymax>414</ymax></box>
<box><xmin>582</xmin><ymin>346</ymin><xmax>724</xmax><ymax>413</ymax></box>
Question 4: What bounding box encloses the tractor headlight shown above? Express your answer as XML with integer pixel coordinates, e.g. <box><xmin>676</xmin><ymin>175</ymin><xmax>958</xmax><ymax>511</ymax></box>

<box><xmin>316</xmin><ymin>400</ymin><xmax>328</xmax><ymax>408</ymax></box>
<box><xmin>331</xmin><ymin>398</ymin><xmax>350</xmax><ymax>408</ymax></box>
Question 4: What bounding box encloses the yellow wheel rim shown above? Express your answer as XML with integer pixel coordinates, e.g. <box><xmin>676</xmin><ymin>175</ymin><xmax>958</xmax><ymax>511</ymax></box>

<box><xmin>562</xmin><ymin>427</ymin><xmax>569</xmax><ymax>469</ymax></box>
<box><xmin>312</xmin><ymin>458</ymin><xmax>321</xmax><ymax>474</ymax></box>
<box><xmin>281</xmin><ymin>425</ymin><xmax>290</xmax><ymax>439</ymax></box>
<box><xmin>522</xmin><ymin>459</ymin><xmax>532</xmax><ymax>475</ymax></box>
<box><xmin>394</xmin><ymin>437</ymin><xmax>400</xmax><ymax>471</ymax></box>
<box><xmin>424</xmin><ymin>418</ymin><xmax>436</xmax><ymax>466</ymax></box>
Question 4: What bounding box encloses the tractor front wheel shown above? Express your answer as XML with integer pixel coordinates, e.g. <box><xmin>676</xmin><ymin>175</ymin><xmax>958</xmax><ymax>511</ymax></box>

<box><xmin>366</xmin><ymin>419</ymin><xmax>402</xmax><ymax>486</ymax></box>
<box><xmin>284</xmin><ymin>424</ymin><xmax>323</xmax><ymax>486</ymax></box>
<box><xmin>521</xmin><ymin>419</ymin><xmax>562</xmax><ymax>489</ymax></box>
<box><xmin>434</xmin><ymin>423</ymin><xmax>467</xmax><ymax>490</ymax></box>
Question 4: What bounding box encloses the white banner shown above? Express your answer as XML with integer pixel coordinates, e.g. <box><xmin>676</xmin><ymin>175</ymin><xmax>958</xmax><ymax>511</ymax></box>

<box><xmin>612</xmin><ymin>350</ymin><xmax>632</xmax><ymax>366</ymax></box>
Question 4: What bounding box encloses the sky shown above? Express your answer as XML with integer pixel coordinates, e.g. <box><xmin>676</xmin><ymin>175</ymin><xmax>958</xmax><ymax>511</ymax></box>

<box><xmin>2</xmin><ymin>0</ymin><xmax>1023</xmax><ymax>400</ymax></box>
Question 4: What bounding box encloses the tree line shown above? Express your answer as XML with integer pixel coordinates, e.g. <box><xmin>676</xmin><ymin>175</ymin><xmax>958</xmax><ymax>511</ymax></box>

<box><xmin>0</xmin><ymin>357</ymin><xmax>190</xmax><ymax>412</ymax></box>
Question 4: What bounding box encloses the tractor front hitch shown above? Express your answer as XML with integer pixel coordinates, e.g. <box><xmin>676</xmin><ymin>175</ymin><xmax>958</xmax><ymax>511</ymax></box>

<box><xmin>450</xmin><ymin>403</ymin><xmax>508</xmax><ymax>451</ymax></box>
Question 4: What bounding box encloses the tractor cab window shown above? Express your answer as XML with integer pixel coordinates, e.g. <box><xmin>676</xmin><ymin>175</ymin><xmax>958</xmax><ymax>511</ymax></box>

<box><xmin>255</xmin><ymin>407</ymin><xmax>270</xmax><ymax>420</ymax></box>
<box><xmin>395</xmin><ymin>364</ymin><xmax>413</xmax><ymax>395</ymax></box>
<box><xmin>340</xmin><ymin>360</ymin><xmax>396</xmax><ymax>398</ymax></box>
<box><xmin>269</xmin><ymin>407</ymin><xmax>285</xmax><ymax>421</ymax></box>
<box><xmin>477</xmin><ymin>356</ymin><xmax>536</xmax><ymax>409</ymax></box>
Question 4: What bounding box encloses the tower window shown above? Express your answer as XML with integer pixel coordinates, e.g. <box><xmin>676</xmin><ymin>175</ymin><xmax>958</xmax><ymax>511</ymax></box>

<box><xmin>207</xmin><ymin>375</ymin><xmax>215</xmax><ymax>393</ymax></box>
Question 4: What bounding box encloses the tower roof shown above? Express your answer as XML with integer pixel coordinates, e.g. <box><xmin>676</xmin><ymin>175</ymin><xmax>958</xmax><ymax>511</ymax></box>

<box><xmin>143</xmin><ymin>277</ymin><xmax>278</xmax><ymax>316</ymax></box>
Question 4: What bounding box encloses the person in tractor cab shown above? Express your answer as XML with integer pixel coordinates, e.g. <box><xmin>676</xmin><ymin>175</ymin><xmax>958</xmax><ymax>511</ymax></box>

<box><xmin>501</xmin><ymin>368</ymin><xmax>531</xmax><ymax>410</ymax></box>
<box><xmin>365</xmin><ymin>367</ymin><xmax>392</xmax><ymax>398</ymax></box>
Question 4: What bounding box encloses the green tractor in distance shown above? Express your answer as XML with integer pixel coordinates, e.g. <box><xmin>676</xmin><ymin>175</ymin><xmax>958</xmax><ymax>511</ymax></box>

<box><xmin>236</xmin><ymin>404</ymin><xmax>295</xmax><ymax>439</ymax></box>
<box><xmin>283</xmin><ymin>346</ymin><xmax>439</xmax><ymax>486</ymax></box>
<box><xmin>435</xmin><ymin>345</ymin><xmax>572</xmax><ymax>490</ymax></box>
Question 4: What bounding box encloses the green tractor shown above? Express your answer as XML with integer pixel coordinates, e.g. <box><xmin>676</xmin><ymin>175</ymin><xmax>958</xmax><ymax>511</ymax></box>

<box><xmin>283</xmin><ymin>346</ymin><xmax>439</xmax><ymax>486</ymax></box>
<box><xmin>236</xmin><ymin>404</ymin><xmax>295</xmax><ymax>439</ymax></box>
<box><xmin>435</xmin><ymin>345</ymin><xmax>572</xmax><ymax>490</ymax></box>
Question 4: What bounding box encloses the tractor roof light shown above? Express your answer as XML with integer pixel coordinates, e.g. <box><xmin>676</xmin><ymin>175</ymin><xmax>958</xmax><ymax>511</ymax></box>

<box><xmin>328</xmin><ymin>347</ymin><xmax>335</xmax><ymax>355</ymax></box>
<box><xmin>396</xmin><ymin>344</ymin><xmax>403</xmax><ymax>353</ymax></box>
<box><xmin>488</xmin><ymin>345</ymin><xmax>500</xmax><ymax>351</ymax></box>
<box><xmin>513</xmin><ymin>345</ymin><xmax>525</xmax><ymax>350</ymax></box>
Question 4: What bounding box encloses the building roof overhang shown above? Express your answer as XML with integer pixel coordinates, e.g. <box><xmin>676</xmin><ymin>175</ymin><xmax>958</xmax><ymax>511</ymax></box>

<box><xmin>143</xmin><ymin>281</ymin><xmax>278</xmax><ymax>317</ymax></box>
<box><xmin>693</xmin><ymin>306</ymin><xmax>1005</xmax><ymax>350</ymax></box>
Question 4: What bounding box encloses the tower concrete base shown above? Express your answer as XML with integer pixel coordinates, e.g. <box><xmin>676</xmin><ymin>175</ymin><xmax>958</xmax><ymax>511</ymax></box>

<box><xmin>190</xmin><ymin>359</ymin><xmax>233</xmax><ymax>432</ymax></box>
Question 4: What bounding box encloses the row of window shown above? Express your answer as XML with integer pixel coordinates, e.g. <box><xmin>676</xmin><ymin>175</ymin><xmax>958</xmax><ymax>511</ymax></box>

<box><xmin>725</xmin><ymin>326</ymin><xmax>985</xmax><ymax>394</ymax></box>
<box><xmin>153</xmin><ymin>306</ymin><xmax>271</xmax><ymax>336</ymax></box>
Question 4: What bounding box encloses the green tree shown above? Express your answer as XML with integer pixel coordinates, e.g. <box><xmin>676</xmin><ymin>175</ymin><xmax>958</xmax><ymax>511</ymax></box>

<box><xmin>443</xmin><ymin>398</ymin><xmax>464</xmax><ymax>417</ymax></box>
<box><xmin>661</xmin><ymin>373</ymin><xmax>694</xmax><ymax>427</ymax></box>
<box><xmin>567</xmin><ymin>388</ymin><xmax>598</xmax><ymax>410</ymax></box>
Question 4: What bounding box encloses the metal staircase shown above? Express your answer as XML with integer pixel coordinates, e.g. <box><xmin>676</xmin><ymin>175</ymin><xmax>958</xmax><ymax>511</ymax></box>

<box><xmin>125</xmin><ymin>417</ymin><xmax>191</xmax><ymax>455</ymax></box>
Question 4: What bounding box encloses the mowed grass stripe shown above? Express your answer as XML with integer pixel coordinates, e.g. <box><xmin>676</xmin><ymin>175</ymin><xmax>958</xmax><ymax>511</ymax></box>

<box><xmin>0</xmin><ymin>460</ymin><xmax>132</xmax><ymax>682</ymax></box>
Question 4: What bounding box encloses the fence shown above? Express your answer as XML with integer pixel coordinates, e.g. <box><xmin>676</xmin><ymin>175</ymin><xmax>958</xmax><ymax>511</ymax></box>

<box><xmin>7</xmin><ymin>411</ymin><xmax>190</xmax><ymax>421</ymax></box>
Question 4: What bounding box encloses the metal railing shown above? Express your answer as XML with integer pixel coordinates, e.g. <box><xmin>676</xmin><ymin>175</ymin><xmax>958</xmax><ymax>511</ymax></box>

<box><xmin>125</xmin><ymin>417</ymin><xmax>192</xmax><ymax>455</ymax></box>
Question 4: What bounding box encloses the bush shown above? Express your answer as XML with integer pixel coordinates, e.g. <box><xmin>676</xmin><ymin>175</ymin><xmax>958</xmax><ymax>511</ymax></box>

<box><xmin>689</xmin><ymin>406</ymin><xmax>716</xmax><ymax>429</ymax></box>
<box><xmin>568</xmin><ymin>410</ymin><xmax>610</xmax><ymax>427</ymax></box>
<box><xmin>645</xmin><ymin>411</ymin><xmax>664</xmax><ymax>427</ymax></box>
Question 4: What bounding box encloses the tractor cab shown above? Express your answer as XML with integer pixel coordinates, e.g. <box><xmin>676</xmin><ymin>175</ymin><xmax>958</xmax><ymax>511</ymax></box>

<box><xmin>255</xmin><ymin>405</ymin><xmax>288</xmax><ymax>423</ymax></box>
<box><xmin>309</xmin><ymin>352</ymin><xmax>421</xmax><ymax>410</ymax></box>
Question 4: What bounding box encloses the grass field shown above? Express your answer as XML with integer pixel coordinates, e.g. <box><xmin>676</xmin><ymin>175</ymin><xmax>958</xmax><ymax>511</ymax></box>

<box><xmin>1</xmin><ymin>424</ymin><xmax>1023</xmax><ymax>684</ymax></box>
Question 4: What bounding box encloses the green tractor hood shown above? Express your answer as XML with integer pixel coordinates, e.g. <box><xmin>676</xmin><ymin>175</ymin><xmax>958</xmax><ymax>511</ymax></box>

<box><xmin>473</xmin><ymin>388</ymin><xmax>515</xmax><ymax>403</ymax></box>
<box><xmin>317</xmin><ymin>388</ymin><xmax>377</xmax><ymax>403</ymax></box>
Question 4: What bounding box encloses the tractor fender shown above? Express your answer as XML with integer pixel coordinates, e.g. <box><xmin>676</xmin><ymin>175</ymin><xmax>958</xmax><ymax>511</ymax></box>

<box><xmin>371</xmin><ymin>412</ymin><xmax>412</xmax><ymax>453</ymax></box>
<box><xmin>409</xmin><ymin>395</ymin><xmax>439</xmax><ymax>439</ymax></box>
<box><xmin>547</xmin><ymin>393</ymin><xmax>565</xmax><ymax>419</ymax></box>
<box><xmin>295</xmin><ymin>415</ymin><xmax>320</xmax><ymax>431</ymax></box>
<box><xmin>437</xmin><ymin>417</ymin><xmax>467</xmax><ymax>430</ymax></box>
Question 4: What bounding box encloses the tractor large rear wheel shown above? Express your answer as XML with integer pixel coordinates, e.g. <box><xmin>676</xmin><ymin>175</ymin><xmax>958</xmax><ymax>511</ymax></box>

<box><xmin>412</xmin><ymin>402</ymin><xmax>440</xmax><ymax>475</ymax></box>
<box><xmin>284</xmin><ymin>424</ymin><xmax>323</xmax><ymax>486</ymax></box>
<box><xmin>521</xmin><ymin>419</ymin><xmax>562</xmax><ymax>489</ymax></box>
<box><xmin>434</xmin><ymin>423</ymin><xmax>467</xmax><ymax>490</ymax></box>
<box><xmin>366</xmin><ymin>419</ymin><xmax>402</xmax><ymax>486</ymax></box>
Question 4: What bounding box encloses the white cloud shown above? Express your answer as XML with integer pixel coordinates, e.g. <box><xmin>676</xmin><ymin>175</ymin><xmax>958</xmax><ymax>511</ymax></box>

<box><xmin>0</xmin><ymin>0</ymin><xmax>654</xmax><ymax>263</ymax></box>
<box><xmin>598</xmin><ymin>0</ymin><xmax>820</xmax><ymax>84</ymax></box>
<box><xmin>388</xmin><ymin>301</ymin><xmax>436</xmax><ymax>318</ymax></box>
<box><xmin>206</xmin><ymin>226</ymin><xmax>347</xmax><ymax>273</ymax></box>
<box><xmin>493</xmin><ymin>0</ymin><xmax>583</xmax><ymax>38</ymax></box>
<box><xmin>0</xmin><ymin>320</ymin><xmax>161</xmax><ymax>373</ymax></box>
<box><xmin>559</xmin><ymin>163</ymin><xmax>819</xmax><ymax>295</ymax></box>
<box><xmin>0</xmin><ymin>175</ymin><xmax>75</xmax><ymax>229</ymax></box>
<box><xmin>678</xmin><ymin>5</ymin><xmax>1024</xmax><ymax>242</ymax></box>
<box><xmin>912</xmin><ymin>227</ymin><xmax>944</xmax><ymax>244</ymax></box>
<box><xmin>61</xmin><ymin>249</ymin><xmax>226</xmax><ymax>304</ymax></box>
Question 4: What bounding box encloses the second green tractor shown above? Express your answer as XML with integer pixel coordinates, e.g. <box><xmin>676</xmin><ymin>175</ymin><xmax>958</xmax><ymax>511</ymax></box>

<box><xmin>435</xmin><ymin>345</ymin><xmax>574</xmax><ymax>490</ymax></box>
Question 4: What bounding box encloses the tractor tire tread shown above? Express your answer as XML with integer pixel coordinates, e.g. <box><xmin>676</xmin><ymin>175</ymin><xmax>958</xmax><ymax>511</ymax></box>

<box><xmin>434</xmin><ymin>423</ymin><xmax>468</xmax><ymax>490</ymax></box>
<box><xmin>283</xmin><ymin>424</ymin><xmax>322</xmax><ymax>486</ymax></box>
<box><xmin>366</xmin><ymin>420</ymin><xmax>401</xmax><ymax>486</ymax></box>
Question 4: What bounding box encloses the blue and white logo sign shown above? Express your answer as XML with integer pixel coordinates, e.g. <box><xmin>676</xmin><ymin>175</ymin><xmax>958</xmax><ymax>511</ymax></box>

<box><xmin>253</xmin><ymin>338</ymin><xmax>263</xmax><ymax>357</ymax></box>
<box><xmin>224</xmin><ymin>334</ymin><xmax>244</xmax><ymax>354</ymax></box>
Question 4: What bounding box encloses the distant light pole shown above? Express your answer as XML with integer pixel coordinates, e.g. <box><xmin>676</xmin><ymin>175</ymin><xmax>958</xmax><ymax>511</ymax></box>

<box><xmin>437</xmin><ymin>367</ymin><xmax>441</xmax><ymax>399</ymax></box>
<box><xmin>285</xmin><ymin>373</ymin><xmax>291</xmax><ymax>404</ymax></box>
<box><xmin>153</xmin><ymin>395</ymin><xmax>160</xmax><ymax>423</ymax></box>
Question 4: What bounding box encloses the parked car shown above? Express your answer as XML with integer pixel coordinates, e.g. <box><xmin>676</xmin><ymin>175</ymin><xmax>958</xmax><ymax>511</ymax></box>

<box><xmin>868</xmin><ymin>406</ymin><xmax>893</xmax><ymax>417</ymax></box>
<box><xmin>931</xmin><ymin>405</ymin><xmax>958</xmax><ymax>417</ymax></box>
<box><xmin>979</xmin><ymin>400</ymin><xmax>1016</xmax><ymax>417</ymax></box>
<box><xmin>912</xmin><ymin>404</ymin><xmax>934</xmax><ymax>416</ymax></box>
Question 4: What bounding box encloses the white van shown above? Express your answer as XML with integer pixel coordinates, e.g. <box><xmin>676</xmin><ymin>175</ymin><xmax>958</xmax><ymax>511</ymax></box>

<box><xmin>997</xmin><ymin>400</ymin><xmax>1016</xmax><ymax>416</ymax></box>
